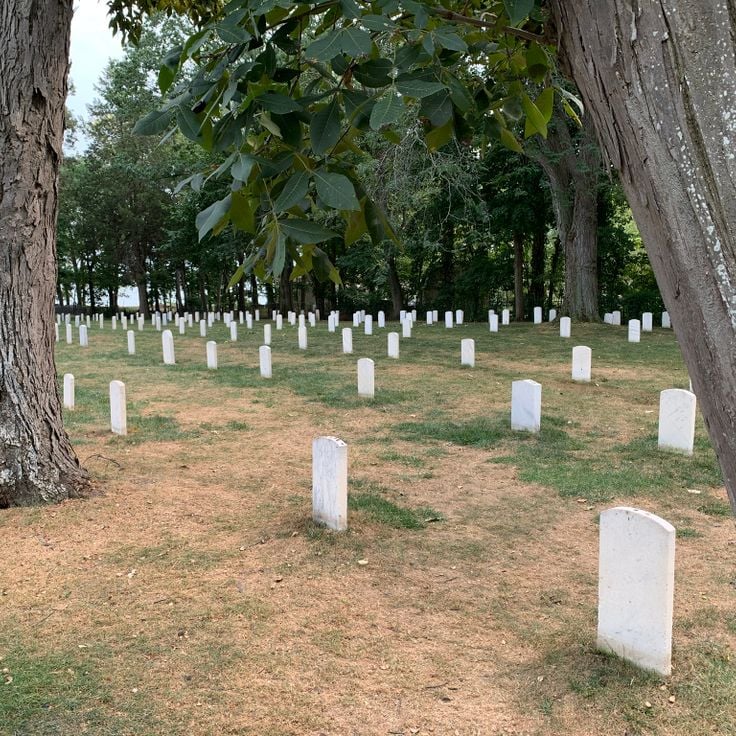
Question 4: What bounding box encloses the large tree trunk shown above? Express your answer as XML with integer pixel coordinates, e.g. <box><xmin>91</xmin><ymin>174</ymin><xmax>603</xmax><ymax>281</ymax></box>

<box><xmin>386</xmin><ymin>254</ymin><xmax>404</xmax><ymax>319</ymax></box>
<box><xmin>513</xmin><ymin>231</ymin><xmax>525</xmax><ymax>321</ymax></box>
<box><xmin>529</xmin><ymin>112</ymin><xmax>601</xmax><ymax>321</ymax></box>
<box><xmin>530</xmin><ymin>226</ymin><xmax>546</xmax><ymax>310</ymax></box>
<box><xmin>0</xmin><ymin>0</ymin><xmax>89</xmax><ymax>506</ymax></box>
<box><xmin>551</xmin><ymin>1</ymin><xmax>736</xmax><ymax>508</ymax></box>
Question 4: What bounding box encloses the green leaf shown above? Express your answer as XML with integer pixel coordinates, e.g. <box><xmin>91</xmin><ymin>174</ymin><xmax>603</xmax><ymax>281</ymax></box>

<box><xmin>133</xmin><ymin>108</ymin><xmax>173</xmax><ymax>136</ymax></box>
<box><xmin>395</xmin><ymin>76</ymin><xmax>446</xmax><ymax>99</ymax></box>
<box><xmin>433</xmin><ymin>27</ymin><xmax>467</xmax><ymax>52</ymax></box>
<box><xmin>344</xmin><ymin>203</ymin><xmax>368</xmax><ymax>245</ymax></box>
<box><xmin>340</xmin><ymin>0</ymin><xmax>361</xmax><ymax>18</ymax></box>
<box><xmin>499</xmin><ymin>127</ymin><xmax>523</xmax><ymax>153</ymax></box>
<box><xmin>420</xmin><ymin>89</ymin><xmax>453</xmax><ymax>127</ymax></box>
<box><xmin>340</xmin><ymin>26</ymin><xmax>372</xmax><ymax>56</ymax></box>
<box><xmin>230</xmin><ymin>189</ymin><xmax>256</xmax><ymax>232</ymax></box>
<box><xmin>273</xmin><ymin>170</ymin><xmax>310</xmax><ymax>211</ymax></box>
<box><xmin>361</xmin><ymin>14</ymin><xmax>396</xmax><ymax>31</ymax></box>
<box><xmin>259</xmin><ymin>112</ymin><xmax>282</xmax><ymax>137</ymax></box>
<box><xmin>231</xmin><ymin>154</ymin><xmax>255</xmax><ymax>182</ymax></box>
<box><xmin>306</xmin><ymin>30</ymin><xmax>343</xmax><ymax>61</ymax></box>
<box><xmin>177</xmin><ymin>107</ymin><xmax>204</xmax><ymax>142</ymax></box>
<box><xmin>425</xmin><ymin>118</ymin><xmax>453</xmax><ymax>151</ymax></box>
<box><xmin>526</xmin><ymin>42</ymin><xmax>548</xmax><ymax>82</ymax></box>
<box><xmin>503</xmin><ymin>0</ymin><xmax>534</xmax><ymax>25</ymax></box>
<box><xmin>279</xmin><ymin>218</ymin><xmax>338</xmax><ymax>243</ymax></box>
<box><xmin>271</xmin><ymin>231</ymin><xmax>286</xmax><ymax>276</ymax></box>
<box><xmin>313</xmin><ymin>169</ymin><xmax>360</xmax><ymax>210</ymax></box>
<box><xmin>535</xmin><ymin>87</ymin><xmax>555</xmax><ymax>124</ymax></box>
<box><xmin>258</xmin><ymin>92</ymin><xmax>302</xmax><ymax>114</ymax></box>
<box><xmin>310</xmin><ymin>98</ymin><xmax>342</xmax><ymax>155</ymax></box>
<box><xmin>196</xmin><ymin>194</ymin><xmax>232</xmax><ymax>241</ymax></box>
<box><xmin>369</xmin><ymin>89</ymin><xmax>404</xmax><ymax>130</ymax></box>
<box><xmin>216</xmin><ymin>23</ymin><xmax>252</xmax><ymax>44</ymax></box>
<box><xmin>158</xmin><ymin>65</ymin><xmax>175</xmax><ymax>95</ymax></box>
<box><xmin>521</xmin><ymin>92</ymin><xmax>548</xmax><ymax>138</ymax></box>
<box><xmin>227</xmin><ymin>263</ymin><xmax>245</xmax><ymax>289</ymax></box>
<box><xmin>352</xmin><ymin>58</ymin><xmax>393</xmax><ymax>87</ymax></box>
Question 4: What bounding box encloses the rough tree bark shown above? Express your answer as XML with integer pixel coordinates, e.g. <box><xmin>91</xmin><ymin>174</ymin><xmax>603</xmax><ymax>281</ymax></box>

<box><xmin>550</xmin><ymin>1</ymin><xmax>736</xmax><ymax>509</ymax></box>
<box><xmin>0</xmin><ymin>0</ymin><xmax>89</xmax><ymax>506</ymax></box>
<box><xmin>529</xmin><ymin>111</ymin><xmax>601</xmax><ymax>321</ymax></box>
<box><xmin>513</xmin><ymin>232</ymin><xmax>525</xmax><ymax>321</ymax></box>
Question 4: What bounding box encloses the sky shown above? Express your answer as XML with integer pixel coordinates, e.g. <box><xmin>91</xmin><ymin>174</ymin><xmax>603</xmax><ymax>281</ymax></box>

<box><xmin>68</xmin><ymin>1</ymin><xmax>124</xmax><ymax>130</ymax></box>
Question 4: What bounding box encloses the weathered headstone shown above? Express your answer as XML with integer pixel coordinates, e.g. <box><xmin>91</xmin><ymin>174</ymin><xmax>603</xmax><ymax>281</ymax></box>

<box><xmin>560</xmin><ymin>316</ymin><xmax>571</xmax><ymax>338</ymax></box>
<box><xmin>110</xmin><ymin>380</ymin><xmax>127</xmax><ymax>435</ymax></box>
<box><xmin>65</xmin><ymin>323</ymin><xmax>72</xmax><ymax>344</ymax></box>
<box><xmin>461</xmin><ymin>338</ymin><xmax>475</xmax><ymax>367</ymax></box>
<box><xmin>511</xmin><ymin>379</ymin><xmax>541</xmax><ymax>433</ymax></box>
<box><xmin>206</xmin><ymin>340</ymin><xmax>218</xmax><ymax>370</ymax></box>
<box><xmin>642</xmin><ymin>312</ymin><xmax>653</xmax><ymax>332</ymax></box>
<box><xmin>352</xmin><ymin>312</ymin><xmax>361</xmax><ymax>327</ymax></box>
<box><xmin>327</xmin><ymin>314</ymin><xmax>336</xmax><ymax>333</ymax></box>
<box><xmin>445</xmin><ymin>311</ymin><xmax>453</xmax><ymax>328</ymax></box>
<box><xmin>364</xmin><ymin>315</ymin><xmax>373</xmax><ymax>335</ymax></box>
<box><xmin>312</xmin><ymin>436</ymin><xmax>348</xmax><ymax>531</ymax></box>
<box><xmin>138</xmin><ymin>316</ymin><xmax>144</xmax><ymax>331</ymax></box>
<box><xmin>79</xmin><ymin>324</ymin><xmax>88</xmax><ymax>347</ymax></box>
<box><xmin>377</xmin><ymin>311</ymin><xmax>385</xmax><ymax>328</ymax></box>
<box><xmin>162</xmin><ymin>330</ymin><xmax>176</xmax><ymax>365</ymax></box>
<box><xmin>178</xmin><ymin>317</ymin><xmax>186</xmax><ymax>335</ymax></box>
<box><xmin>259</xmin><ymin>345</ymin><xmax>272</xmax><ymax>378</ymax></box>
<box><xmin>455</xmin><ymin>309</ymin><xmax>464</xmax><ymax>325</ymax></box>
<box><xmin>658</xmin><ymin>389</ymin><xmax>696</xmax><ymax>455</ymax></box>
<box><xmin>662</xmin><ymin>311</ymin><xmax>671</xmax><ymax>328</ymax></box>
<box><xmin>489</xmin><ymin>314</ymin><xmax>499</xmax><ymax>333</ymax></box>
<box><xmin>264</xmin><ymin>324</ymin><xmax>272</xmax><ymax>346</ymax></box>
<box><xmin>112</xmin><ymin>316</ymin><xmax>117</xmax><ymax>330</ymax></box>
<box><xmin>502</xmin><ymin>308</ymin><xmax>510</xmax><ymax>326</ymax></box>
<box><xmin>549</xmin><ymin>308</ymin><xmax>557</xmax><ymax>322</ymax></box>
<box><xmin>200</xmin><ymin>320</ymin><xmax>207</xmax><ymax>337</ymax></box>
<box><xmin>402</xmin><ymin>319</ymin><xmax>412</xmax><ymax>338</ymax></box>
<box><xmin>309</xmin><ymin>313</ymin><xmax>316</xmax><ymax>328</ymax></box>
<box><xmin>399</xmin><ymin>309</ymin><xmax>406</xmax><ymax>323</ymax></box>
<box><xmin>387</xmin><ymin>332</ymin><xmax>399</xmax><ymax>359</ymax></box>
<box><xmin>533</xmin><ymin>306</ymin><xmax>543</xmax><ymax>324</ymax></box>
<box><xmin>357</xmin><ymin>358</ymin><xmax>375</xmax><ymax>398</ymax></box>
<box><xmin>127</xmin><ymin>330</ymin><xmax>135</xmax><ymax>355</ymax></box>
<box><xmin>426</xmin><ymin>311</ymin><xmax>433</xmax><ymax>326</ymax></box>
<box><xmin>432</xmin><ymin>309</ymin><xmax>438</xmax><ymax>322</ymax></box>
<box><xmin>571</xmin><ymin>346</ymin><xmax>592</xmax><ymax>382</ymax></box>
<box><xmin>276</xmin><ymin>314</ymin><xmax>283</xmax><ymax>330</ymax></box>
<box><xmin>63</xmin><ymin>373</ymin><xmax>75</xmax><ymax>410</ymax></box>
<box><xmin>298</xmin><ymin>324</ymin><xmax>308</xmax><ymax>350</ymax></box>
<box><xmin>342</xmin><ymin>327</ymin><xmax>353</xmax><ymax>354</ymax></box>
<box><xmin>603</xmin><ymin>313</ymin><xmax>613</xmax><ymax>324</ymax></box>
<box><xmin>54</xmin><ymin>323</ymin><xmax>59</xmax><ymax>342</ymax></box>
<box><xmin>612</xmin><ymin>310</ymin><xmax>622</xmax><ymax>325</ymax></box>
<box><xmin>597</xmin><ymin>507</ymin><xmax>675</xmax><ymax>676</ymax></box>
<box><xmin>628</xmin><ymin>319</ymin><xmax>641</xmax><ymax>343</ymax></box>
<box><xmin>230</xmin><ymin>322</ymin><xmax>238</xmax><ymax>341</ymax></box>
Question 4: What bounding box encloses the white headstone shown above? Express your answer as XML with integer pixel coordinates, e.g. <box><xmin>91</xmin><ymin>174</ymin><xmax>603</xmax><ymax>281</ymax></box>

<box><xmin>100</xmin><ymin>316</ymin><xmax>105</xmax><ymax>330</ymax></box>
<box><xmin>597</xmin><ymin>507</ymin><xmax>675</xmax><ymax>676</ymax></box>
<box><xmin>254</xmin><ymin>310</ymin><xmax>260</xmax><ymax>321</ymax></box>
<box><xmin>54</xmin><ymin>323</ymin><xmax>59</xmax><ymax>342</ymax></box>
<box><xmin>357</xmin><ymin>358</ymin><xmax>375</xmax><ymax>398</ymax></box>
<box><xmin>628</xmin><ymin>319</ymin><xmax>641</xmax><ymax>343</ymax></box>
<box><xmin>533</xmin><ymin>306</ymin><xmax>542</xmax><ymax>324</ymax></box>
<box><xmin>264</xmin><ymin>324</ymin><xmax>271</xmax><ymax>346</ymax></box>
<box><xmin>502</xmin><ymin>308</ymin><xmax>510</xmax><ymax>326</ymax></box>
<box><xmin>377</xmin><ymin>311</ymin><xmax>385</xmax><ymax>328</ymax></box>
<box><xmin>206</xmin><ymin>340</ymin><xmax>218</xmax><ymax>369</ymax></box>
<box><xmin>178</xmin><ymin>317</ymin><xmax>186</xmax><ymax>335</ymax></box>
<box><xmin>399</xmin><ymin>310</ymin><xmax>406</xmax><ymax>323</ymax></box>
<box><xmin>560</xmin><ymin>316</ymin><xmax>571</xmax><ymax>338</ymax></box>
<box><xmin>259</xmin><ymin>345</ymin><xmax>272</xmax><ymax>378</ymax></box>
<box><xmin>121</xmin><ymin>315</ymin><xmax>128</xmax><ymax>330</ymax></box>
<box><xmin>603</xmin><ymin>313</ymin><xmax>613</xmax><ymax>324</ymax></box>
<box><xmin>658</xmin><ymin>389</ymin><xmax>696</xmax><ymax>455</ymax></box>
<box><xmin>489</xmin><ymin>314</ymin><xmax>499</xmax><ymax>333</ymax></box>
<box><xmin>238</xmin><ymin>311</ymin><xmax>243</xmax><ymax>324</ymax></box>
<box><xmin>298</xmin><ymin>324</ymin><xmax>308</xmax><ymax>350</ymax></box>
<box><xmin>79</xmin><ymin>324</ymin><xmax>88</xmax><ymax>347</ymax></box>
<box><xmin>127</xmin><ymin>330</ymin><xmax>135</xmax><ymax>355</ymax></box>
<box><xmin>612</xmin><ymin>310</ymin><xmax>622</xmax><ymax>326</ymax></box>
<box><xmin>511</xmin><ymin>379</ymin><xmax>541</xmax><ymax>433</ymax></box>
<box><xmin>276</xmin><ymin>314</ymin><xmax>283</xmax><ymax>330</ymax></box>
<box><xmin>111</xmin><ymin>316</ymin><xmax>117</xmax><ymax>330</ymax></box>
<box><xmin>199</xmin><ymin>320</ymin><xmax>207</xmax><ymax>337</ymax></box>
<box><xmin>65</xmin><ymin>323</ymin><xmax>72</xmax><ymax>344</ymax></box>
<box><xmin>312</xmin><ymin>436</ymin><xmax>348</xmax><ymax>531</ymax></box>
<box><xmin>138</xmin><ymin>317</ymin><xmax>144</xmax><ymax>331</ymax></box>
<box><xmin>230</xmin><ymin>322</ymin><xmax>238</xmax><ymax>341</ymax></box>
<box><xmin>74</xmin><ymin>315</ymin><xmax>80</xmax><ymax>327</ymax></box>
<box><xmin>110</xmin><ymin>380</ymin><xmax>127</xmax><ymax>435</ymax></box>
<box><xmin>194</xmin><ymin>311</ymin><xmax>200</xmax><ymax>322</ymax></box>
<box><xmin>642</xmin><ymin>312</ymin><xmax>653</xmax><ymax>332</ymax></box>
<box><xmin>327</xmin><ymin>314</ymin><xmax>336</xmax><ymax>333</ymax></box>
<box><xmin>342</xmin><ymin>328</ymin><xmax>353</xmax><ymax>354</ymax></box>
<box><xmin>162</xmin><ymin>330</ymin><xmax>175</xmax><ymax>365</ymax></box>
<box><xmin>387</xmin><ymin>332</ymin><xmax>399</xmax><ymax>359</ymax></box>
<box><xmin>63</xmin><ymin>373</ymin><xmax>75</xmax><ymax>410</ymax></box>
<box><xmin>309</xmin><ymin>313</ymin><xmax>316</xmax><ymax>328</ymax></box>
<box><xmin>460</xmin><ymin>338</ymin><xmax>475</xmax><ymax>367</ymax></box>
<box><xmin>571</xmin><ymin>346</ymin><xmax>592</xmax><ymax>382</ymax></box>
<box><xmin>426</xmin><ymin>311</ymin><xmax>433</xmax><ymax>326</ymax></box>
<box><xmin>246</xmin><ymin>313</ymin><xmax>253</xmax><ymax>329</ymax></box>
<box><xmin>402</xmin><ymin>319</ymin><xmax>411</xmax><ymax>338</ymax></box>
<box><xmin>364</xmin><ymin>315</ymin><xmax>373</xmax><ymax>335</ymax></box>
<box><xmin>352</xmin><ymin>313</ymin><xmax>360</xmax><ymax>327</ymax></box>
<box><xmin>445</xmin><ymin>311</ymin><xmax>453</xmax><ymax>328</ymax></box>
<box><xmin>411</xmin><ymin>309</ymin><xmax>417</xmax><ymax>321</ymax></box>
<box><xmin>188</xmin><ymin>314</ymin><xmax>193</xmax><ymax>327</ymax></box>
<box><xmin>549</xmin><ymin>308</ymin><xmax>557</xmax><ymax>322</ymax></box>
<box><xmin>455</xmin><ymin>309</ymin><xmax>464</xmax><ymax>325</ymax></box>
<box><xmin>432</xmin><ymin>309</ymin><xmax>438</xmax><ymax>322</ymax></box>
<box><xmin>662</xmin><ymin>311</ymin><xmax>671</xmax><ymax>328</ymax></box>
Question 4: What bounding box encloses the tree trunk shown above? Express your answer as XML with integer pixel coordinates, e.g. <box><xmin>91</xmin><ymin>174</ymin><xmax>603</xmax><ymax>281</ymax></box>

<box><xmin>249</xmin><ymin>273</ymin><xmax>258</xmax><ymax>311</ymax></box>
<box><xmin>386</xmin><ymin>254</ymin><xmax>404</xmax><ymax>319</ymax></box>
<box><xmin>279</xmin><ymin>260</ymin><xmax>294</xmax><ymax>313</ymax></box>
<box><xmin>546</xmin><ymin>236</ymin><xmax>562</xmax><ymax>312</ymax></box>
<box><xmin>551</xmin><ymin>1</ymin><xmax>736</xmax><ymax>508</ymax></box>
<box><xmin>513</xmin><ymin>232</ymin><xmax>525</xmax><ymax>321</ymax></box>
<box><xmin>0</xmin><ymin>0</ymin><xmax>89</xmax><ymax>506</ymax></box>
<box><xmin>530</xmin><ymin>226</ymin><xmax>546</xmax><ymax>310</ymax></box>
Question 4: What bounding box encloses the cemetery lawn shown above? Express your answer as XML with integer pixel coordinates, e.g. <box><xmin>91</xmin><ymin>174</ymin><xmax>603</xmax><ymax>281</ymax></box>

<box><xmin>1</xmin><ymin>319</ymin><xmax>734</xmax><ymax>736</ymax></box>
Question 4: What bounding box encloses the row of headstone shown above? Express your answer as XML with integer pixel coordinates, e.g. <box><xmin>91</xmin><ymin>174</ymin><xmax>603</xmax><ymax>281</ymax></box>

<box><xmin>602</xmin><ymin>311</ymin><xmax>671</xmax><ymax>330</ymax></box>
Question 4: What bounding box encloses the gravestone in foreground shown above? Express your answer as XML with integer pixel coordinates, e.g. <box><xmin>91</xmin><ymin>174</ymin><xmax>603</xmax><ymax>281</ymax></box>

<box><xmin>312</xmin><ymin>436</ymin><xmax>348</xmax><ymax>531</ymax></box>
<box><xmin>658</xmin><ymin>388</ymin><xmax>696</xmax><ymax>455</ymax></box>
<box><xmin>259</xmin><ymin>345</ymin><xmax>272</xmax><ymax>378</ymax></box>
<box><xmin>357</xmin><ymin>358</ymin><xmax>375</xmax><ymax>398</ymax></box>
<box><xmin>597</xmin><ymin>506</ymin><xmax>675</xmax><ymax>676</ymax></box>
<box><xmin>571</xmin><ymin>346</ymin><xmax>592</xmax><ymax>382</ymax></box>
<box><xmin>162</xmin><ymin>330</ymin><xmax>176</xmax><ymax>364</ymax></box>
<box><xmin>110</xmin><ymin>380</ymin><xmax>127</xmax><ymax>435</ymax></box>
<box><xmin>628</xmin><ymin>319</ymin><xmax>641</xmax><ymax>343</ymax></box>
<box><xmin>461</xmin><ymin>338</ymin><xmax>475</xmax><ymax>367</ymax></box>
<box><xmin>206</xmin><ymin>341</ymin><xmax>218</xmax><ymax>370</ymax></box>
<box><xmin>511</xmin><ymin>379</ymin><xmax>541</xmax><ymax>433</ymax></box>
<box><xmin>533</xmin><ymin>306</ymin><xmax>542</xmax><ymax>324</ymax></box>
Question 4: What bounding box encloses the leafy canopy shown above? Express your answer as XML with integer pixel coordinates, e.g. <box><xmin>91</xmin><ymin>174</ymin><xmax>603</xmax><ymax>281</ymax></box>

<box><xmin>109</xmin><ymin>0</ymin><xmax>576</xmax><ymax>285</ymax></box>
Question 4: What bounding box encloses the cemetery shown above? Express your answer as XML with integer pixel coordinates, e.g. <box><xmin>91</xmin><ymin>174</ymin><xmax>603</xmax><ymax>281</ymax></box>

<box><xmin>0</xmin><ymin>308</ymin><xmax>733</xmax><ymax>735</ymax></box>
